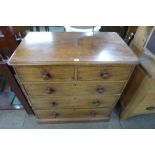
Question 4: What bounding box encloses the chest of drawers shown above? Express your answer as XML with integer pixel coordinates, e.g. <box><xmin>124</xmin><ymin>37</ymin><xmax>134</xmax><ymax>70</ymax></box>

<box><xmin>120</xmin><ymin>54</ymin><xmax>155</xmax><ymax>119</ymax></box>
<box><xmin>8</xmin><ymin>32</ymin><xmax>138</xmax><ymax>123</ymax></box>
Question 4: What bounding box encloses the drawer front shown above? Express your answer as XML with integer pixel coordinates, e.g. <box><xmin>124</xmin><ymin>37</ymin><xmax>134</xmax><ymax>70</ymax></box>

<box><xmin>34</xmin><ymin>108</ymin><xmax>112</xmax><ymax>119</ymax></box>
<box><xmin>15</xmin><ymin>66</ymin><xmax>74</xmax><ymax>82</ymax></box>
<box><xmin>30</xmin><ymin>95</ymin><xmax>119</xmax><ymax>109</ymax></box>
<box><xmin>139</xmin><ymin>93</ymin><xmax>155</xmax><ymax>107</ymax></box>
<box><xmin>132</xmin><ymin>106</ymin><xmax>155</xmax><ymax>116</ymax></box>
<box><xmin>77</xmin><ymin>66</ymin><xmax>133</xmax><ymax>81</ymax></box>
<box><xmin>148</xmin><ymin>80</ymin><xmax>155</xmax><ymax>93</ymax></box>
<box><xmin>132</xmin><ymin>93</ymin><xmax>155</xmax><ymax>115</ymax></box>
<box><xmin>24</xmin><ymin>82</ymin><xmax>125</xmax><ymax>96</ymax></box>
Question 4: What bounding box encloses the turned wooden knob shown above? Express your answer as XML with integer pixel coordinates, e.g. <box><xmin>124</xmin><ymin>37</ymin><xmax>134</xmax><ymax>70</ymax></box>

<box><xmin>92</xmin><ymin>100</ymin><xmax>101</xmax><ymax>107</ymax></box>
<box><xmin>146</xmin><ymin>106</ymin><xmax>155</xmax><ymax>110</ymax></box>
<box><xmin>100</xmin><ymin>72</ymin><xmax>110</xmax><ymax>79</ymax></box>
<box><xmin>96</xmin><ymin>86</ymin><xmax>104</xmax><ymax>94</ymax></box>
<box><xmin>90</xmin><ymin>111</ymin><xmax>97</xmax><ymax>117</ymax></box>
<box><xmin>46</xmin><ymin>87</ymin><xmax>55</xmax><ymax>94</ymax></box>
<box><xmin>41</xmin><ymin>71</ymin><xmax>51</xmax><ymax>80</ymax></box>
<box><xmin>51</xmin><ymin>112</ymin><xmax>59</xmax><ymax>118</ymax></box>
<box><xmin>49</xmin><ymin>101</ymin><xmax>58</xmax><ymax>107</ymax></box>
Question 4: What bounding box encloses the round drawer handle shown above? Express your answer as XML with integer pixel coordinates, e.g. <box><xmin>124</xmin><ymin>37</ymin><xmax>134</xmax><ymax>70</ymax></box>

<box><xmin>90</xmin><ymin>111</ymin><xmax>97</xmax><ymax>117</ymax></box>
<box><xmin>100</xmin><ymin>72</ymin><xmax>110</xmax><ymax>79</ymax></box>
<box><xmin>51</xmin><ymin>112</ymin><xmax>59</xmax><ymax>118</ymax></box>
<box><xmin>146</xmin><ymin>106</ymin><xmax>155</xmax><ymax>110</ymax></box>
<box><xmin>49</xmin><ymin>101</ymin><xmax>58</xmax><ymax>107</ymax></box>
<box><xmin>46</xmin><ymin>87</ymin><xmax>55</xmax><ymax>94</ymax></box>
<box><xmin>41</xmin><ymin>71</ymin><xmax>51</xmax><ymax>80</ymax></box>
<box><xmin>92</xmin><ymin>100</ymin><xmax>101</xmax><ymax>107</ymax></box>
<box><xmin>96</xmin><ymin>86</ymin><xmax>104</xmax><ymax>94</ymax></box>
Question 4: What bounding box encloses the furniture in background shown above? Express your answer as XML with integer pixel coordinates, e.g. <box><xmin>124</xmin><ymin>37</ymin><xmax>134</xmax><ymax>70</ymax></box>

<box><xmin>0</xmin><ymin>26</ymin><xmax>18</xmax><ymax>58</ymax></box>
<box><xmin>12</xmin><ymin>26</ymin><xmax>52</xmax><ymax>41</ymax></box>
<box><xmin>120</xmin><ymin>54</ymin><xmax>155</xmax><ymax>119</ymax></box>
<box><xmin>65</xmin><ymin>26</ymin><xmax>100</xmax><ymax>32</ymax></box>
<box><xmin>130</xmin><ymin>26</ymin><xmax>153</xmax><ymax>56</ymax></box>
<box><xmin>124</xmin><ymin>26</ymin><xmax>138</xmax><ymax>45</ymax></box>
<box><xmin>0</xmin><ymin>61</ymin><xmax>33</xmax><ymax>114</ymax></box>
<box><xmin>125</xmin><ymin>26</ymin><xmax>138</xmax><ymax>36</ymax></box>
<box><xmin>12</xmin><ymin>26</ymin><xmax>33</xmax><ymax>42</ymax></box>
<box><xmin>120</xmin><ymin>27</ymin><xmax>155</xmax><ymax>119</ymax></box>
<box><xmin>12</xmin><ymin>26</ymin><xmax>65</xmax><ymax>39</ymax></box>
<box><xmin>124</xmin><ymin>33</ymin><xmax>135</xmax><ymax>45</ymax></box>
<box><xmin>99</xmin><ymin>26</ymin><xmax>128</xmax><ymax>38</ymax></box>
<box><xmin>99</xmin><ymin>26</ymin><xmax>138</xmax><ymax>43</ymax></box>
<box><xmin>8</xmin><ymin>32</ymin><xmax>138</xmax><ymax>123</ymax></box>
<box><xmin>36</xmin><ymin>26</ymin><xmax>50</xmax><ymax>32</ymax></box>
<box><xmin>65</xmin><ymin>26</ymin><xmax>138</xmax><ymax>45</ymax></box>
<box><xmin>0</xmin><ymin>27</ymin><xmax>20</xmax><ymax>110</ymax></box>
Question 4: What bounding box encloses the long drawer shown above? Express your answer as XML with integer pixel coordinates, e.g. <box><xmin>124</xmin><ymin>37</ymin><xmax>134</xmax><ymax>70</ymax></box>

<box><xmin>29</xmin><ymin>95</ymin><xmax>119</xmax><ymax>109</ymax></box>
<box><xmin>77</xmin><ymin>65</ymin><xmax>133</xmax><ymax>81</ymax></box>
<box><xmin>15</xmin><ymin>66</ymin><xmax>75</xmax><ymax>82</ymax></box>
<box><xmin>23</xmin><ymin>81</ymin><xmax>125</xmax><ymax>96</ymax></box>
<box><xmin>34</xmin><ymin>108</ymin><xmax>112</xmax><ymax>120</ymax></box>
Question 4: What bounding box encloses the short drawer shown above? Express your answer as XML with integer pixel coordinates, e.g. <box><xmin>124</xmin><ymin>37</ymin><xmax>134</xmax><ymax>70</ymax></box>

<box><xmin>15</xmin><ymin>66</ymin><xmax>74</xmax><ymax>82</ymax></box>
<box><xmin>34</xmin><ymin>108</ymin><xmax>112</xmax><ymax>120</ymax></box>
<box><xmin>24</xmin><ymin>81</ymin><xmax>125</xmax><ymax>96</ymax></box>
<box><xmin>77</xmin><ymin>65</ymin><xmax>133</xmax><ymax>81</ymax></box>
<box><xmin>30</xmin><ymin>95</ymin><xmax>119</xmax><ymax>109</ymax></box>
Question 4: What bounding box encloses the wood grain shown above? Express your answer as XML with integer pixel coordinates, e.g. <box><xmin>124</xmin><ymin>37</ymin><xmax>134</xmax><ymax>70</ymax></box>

<box><xmin>120</xmin><ymin>65</ymin><xmax>146</xmax><ymax>108</ymax></box>
<box><xmin>8</xmin><ymin>32</ymin><xmax>138</xmax><ymax>65</ymax></box>
<box><xmin>77</xmin><ymin>65</ymin><xmax>133</xmax><ymax>81</ymax></box>
<box><xmin>8</xmin><ymin>32</ymin><xmax>138</xmax><ymax>123</ymax></box>
<box><xmin>120</xmin><ymin>65</ymin><xmax>146</xmax><ymax>119</ymax></box>
<box><xmin>29</xmin><ymin>95</ymin><xmax>119</xmax><ymax>109</ymax></box>
<box><xmin>120</xmin><ymin>65</ymin><xmax>155</xmax><ymax>119</ymax></box>
<box><xmin>23</xmin><ymin>81</ymin><xmax>125</xmax><ymax>97</ymax></box>
<box><xmin>37</xmin><ymin>117</ymin><xmax>109</xmax><ymax>123</ymax></box>
<box><xmin>34</xmin><ymin>108</ymin><xmax>112</xmax><ymax>119</ymax></box>
<box><xmin>140</xmin><ymin>54</ymin><xmax>155</xmax><ymax>78</ymax></box>
<box><xmin>130</xmin><ymin>26</ymin><xmax>153</xmax><ymax>56</ymax></box>
<box><xmin>15</xmin><ymin>66</ymin><xmax>75</xmax><ymax>82</ymax></box>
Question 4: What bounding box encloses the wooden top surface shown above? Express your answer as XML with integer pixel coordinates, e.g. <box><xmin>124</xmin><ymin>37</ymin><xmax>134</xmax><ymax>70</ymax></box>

<box><xmin>8</xmin><ymin>32</ymin><xmax>138</xmax><ymax>65</ymax></box>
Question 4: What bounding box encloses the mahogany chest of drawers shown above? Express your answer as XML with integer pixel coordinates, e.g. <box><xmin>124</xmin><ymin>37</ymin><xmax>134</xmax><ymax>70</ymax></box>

<box><xmin>8</xmin><ymin>32</ymin><xmax>138</xmax><ymax>123</ymax></box>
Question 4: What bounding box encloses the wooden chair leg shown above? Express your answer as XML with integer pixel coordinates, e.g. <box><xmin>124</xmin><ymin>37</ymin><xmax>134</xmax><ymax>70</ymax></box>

<box><xmin>0</xmin><ymin>62</ymin><xmax>34</xmax><ymax>114</ymax></box>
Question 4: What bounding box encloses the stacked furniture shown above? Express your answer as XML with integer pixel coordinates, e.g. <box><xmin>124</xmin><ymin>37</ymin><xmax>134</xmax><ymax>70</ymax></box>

<box><xmin>0</xmin><ymin>26</ymin><xmax>17</xmax><ymax>58</ymax></box>
<box><xmin>99</xmin><ymin>26</ymin><xmax>129</xmax><ymax>38</ymax></box>
<box><xmin>8</xmin><ymin>32</ymin><xmax>138</xmax><ymax>123</ymax></box>
<box><xmin>120</xmin><ymin>54</ymin><xmax>155</xmax><ymax>119</ymax></box>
